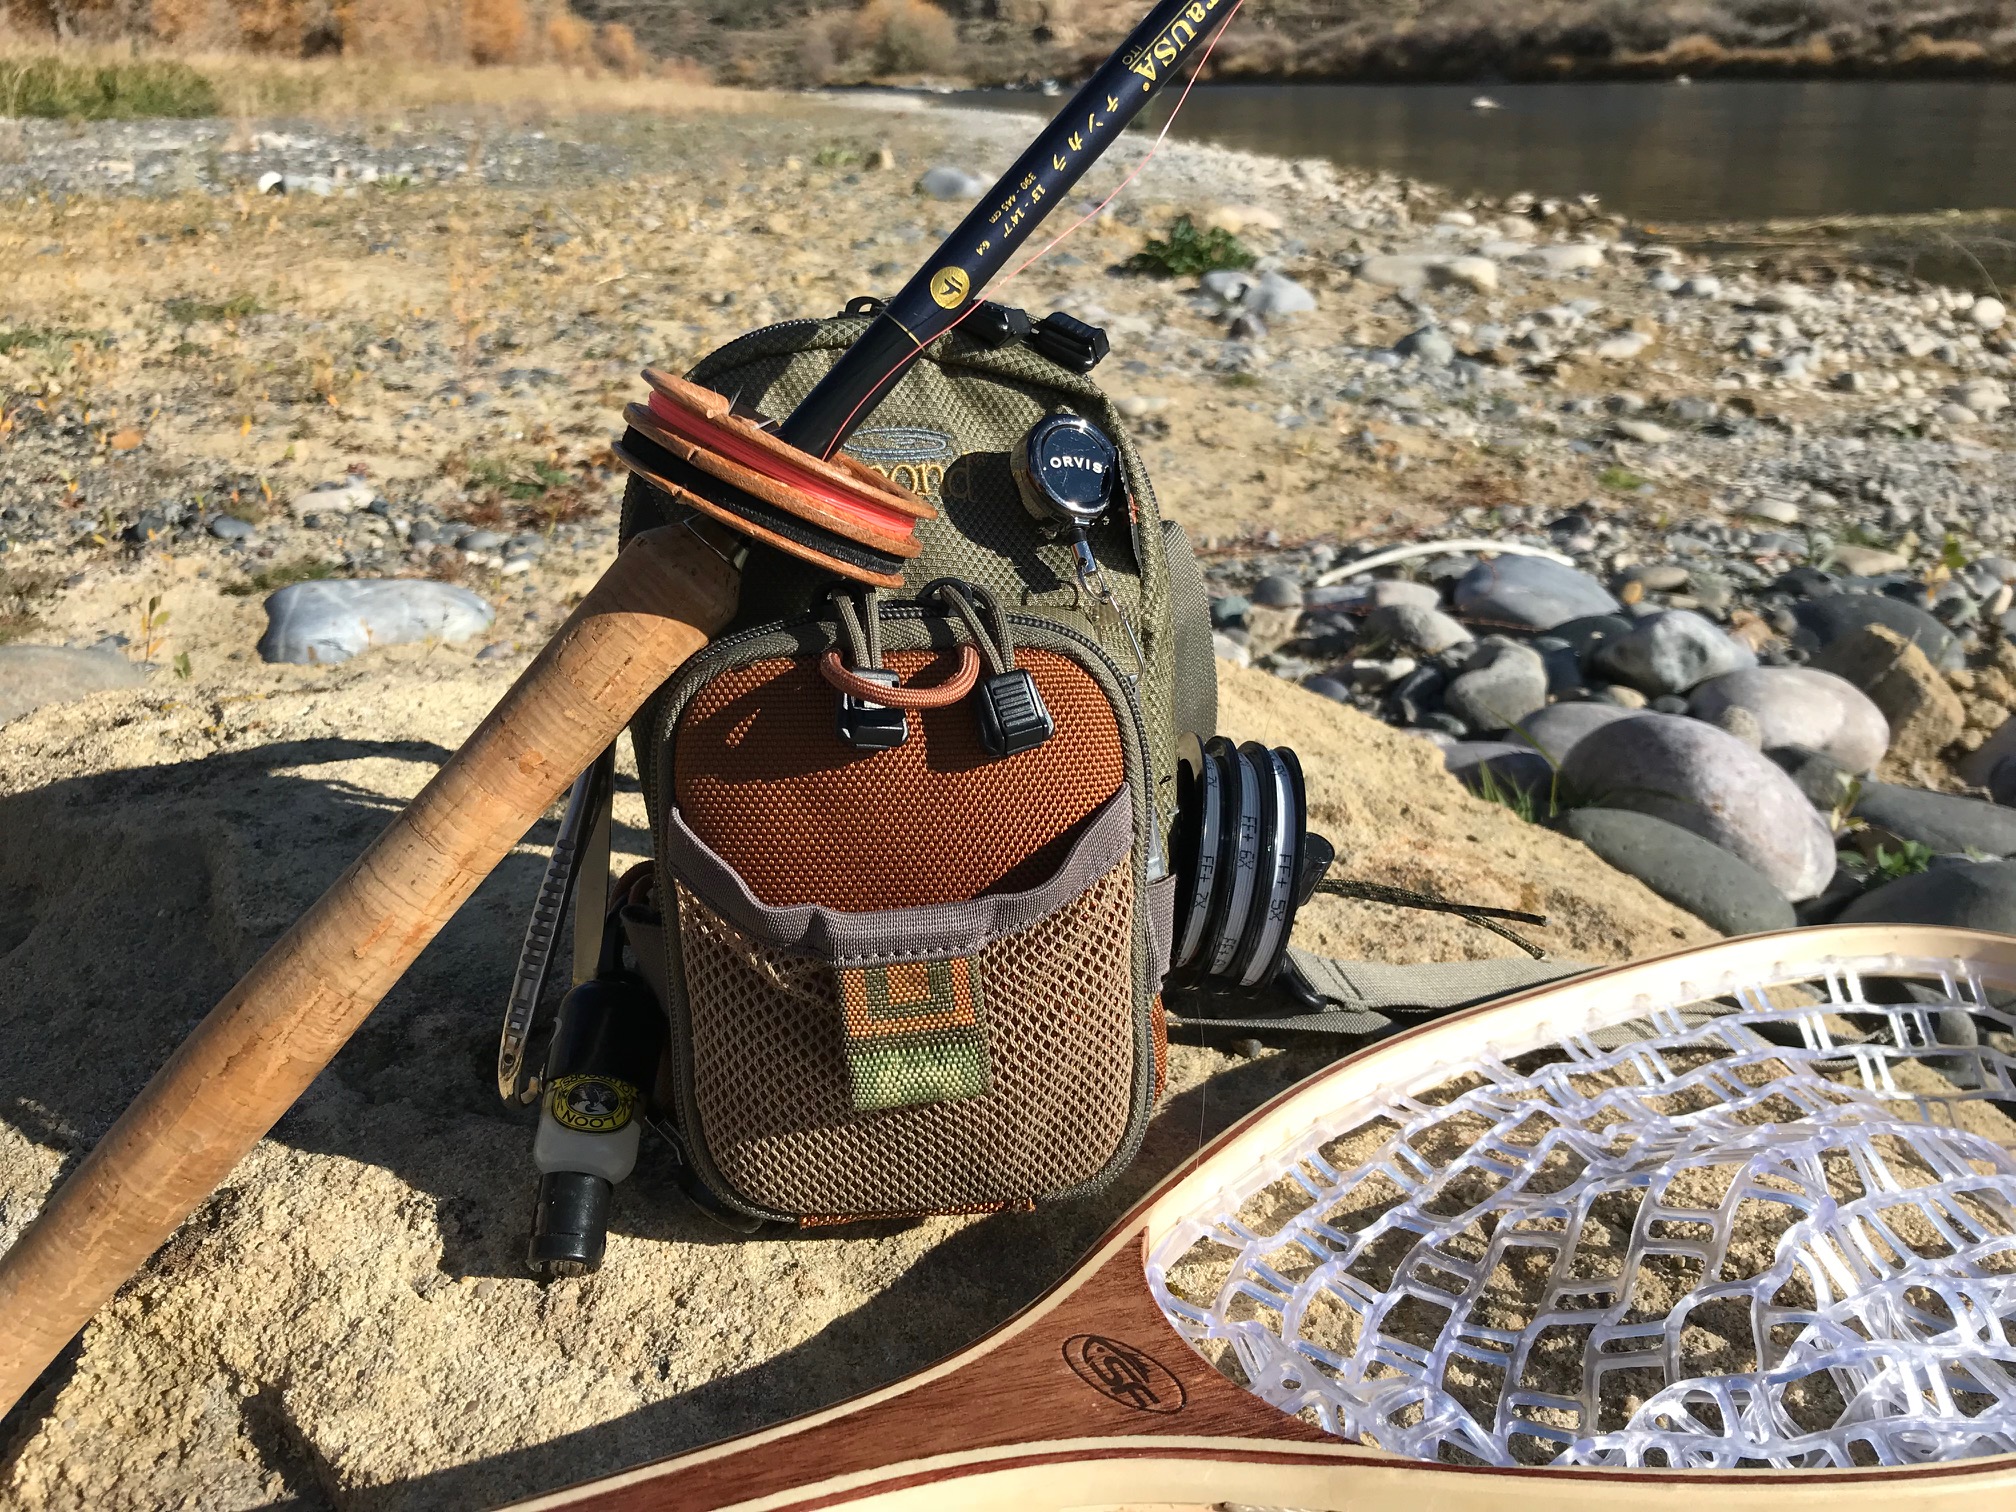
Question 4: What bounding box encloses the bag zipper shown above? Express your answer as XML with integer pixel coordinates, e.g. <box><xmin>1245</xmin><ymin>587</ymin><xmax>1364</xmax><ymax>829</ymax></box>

<box><xmin>675</xmin><ymin>603</ymin><xmax>1157</xmax><ymax>839</ymax></box>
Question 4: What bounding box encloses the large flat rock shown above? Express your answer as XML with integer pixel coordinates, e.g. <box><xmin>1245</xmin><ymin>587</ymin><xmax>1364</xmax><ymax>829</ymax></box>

<box><xmin>0</xmin><ymin>660</ymin><xmax>1707</xmax><ymax>1510</ymax></box>
<box><xmin>0</xmin><ymin>643</ymin><xmax>147</xmax><ymax>727</ymax></box>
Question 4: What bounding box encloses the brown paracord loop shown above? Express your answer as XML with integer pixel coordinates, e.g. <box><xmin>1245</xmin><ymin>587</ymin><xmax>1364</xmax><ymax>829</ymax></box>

<box><xmin>819</xmin><ymin>647</ymin><xmax>982</xmax><ymax>709</ymax></box>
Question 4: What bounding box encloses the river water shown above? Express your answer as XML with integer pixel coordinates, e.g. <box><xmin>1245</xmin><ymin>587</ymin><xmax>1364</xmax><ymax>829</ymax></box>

<box><xmin>956</xmin><ymin>81</ymin><xmax>2016</xmax><ymax>226</ymax></box>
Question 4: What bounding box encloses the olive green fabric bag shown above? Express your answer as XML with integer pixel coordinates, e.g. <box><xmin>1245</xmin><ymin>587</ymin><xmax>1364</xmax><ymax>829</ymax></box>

<box><xmin>616</xmin><ymin>308</ymin><xmax>1218</xmax><ymax>1227</ymax></box>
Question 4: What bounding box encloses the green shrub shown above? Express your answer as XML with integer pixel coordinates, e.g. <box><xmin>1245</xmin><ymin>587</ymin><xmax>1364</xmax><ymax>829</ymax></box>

<box><xmin>1472</xmin><ymin>759</ymin><xmax>1575</xmax><ymax>825</ymax></box>
<box><xmin>0</xmin><ymin>326</ymin><xmax>88</xmax><ymax>355</ymax></box>
<box><xmin>223</xmin><ymin>558</ymin><xmax>339</xmax><ymax>597</ymax></box>
<box><xmin>163</xmin><ymin>292</ymin><xmax>264</xmax><ymax>325</ymax></box>
<box><xmin>1843</xmin><ymin>839</ymin><xmax>1936</xmax><ymax>884</ymax></box>
<box><xmin>0</xmin><ymin>58</ymin><xmax>219</xmax><ymax>121</ymax></box>
<box><xmin>1125</xmin><ymin>216</ymin><xmax>1257</xmax><ymax>279</ymax></box>
<box><xmin>1472</xmin><ymin>762</ymin><xmax>1541</xmax><ymax>823</ymax></box>
<box><xmin>466</xmin><ymin>455</ymin><xmax>572</xmax><ymax>501</ymax></box>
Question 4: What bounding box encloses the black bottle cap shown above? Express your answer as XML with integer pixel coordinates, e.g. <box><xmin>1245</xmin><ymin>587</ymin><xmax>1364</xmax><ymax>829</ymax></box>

<box><xmin>527</xmin><ymin>1171</ymin><xmax>612</xmax><ymax>1279</ymax></box>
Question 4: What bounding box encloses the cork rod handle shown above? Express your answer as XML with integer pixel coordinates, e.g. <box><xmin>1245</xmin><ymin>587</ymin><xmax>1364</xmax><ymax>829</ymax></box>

<box><xmin>0</xmin><ymin>526</ymin><xmax>740</xmax><ymax>1412</ymax></box>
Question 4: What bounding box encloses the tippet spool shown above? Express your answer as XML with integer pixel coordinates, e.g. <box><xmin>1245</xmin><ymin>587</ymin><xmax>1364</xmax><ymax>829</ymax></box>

<box><xmin>615</xmin><ymin>368</ymin><xmax>936</xmax><ymax>589</ymax></box>
<box><xmin>1171</xmin><ymin>737</ymin><xmax>1326</xmax><ymax>992</ymax></box>
<box><xmin>1172</xmin><ymin>735</ymin><xmax>1222</xmax><ymax>972</ymax></box>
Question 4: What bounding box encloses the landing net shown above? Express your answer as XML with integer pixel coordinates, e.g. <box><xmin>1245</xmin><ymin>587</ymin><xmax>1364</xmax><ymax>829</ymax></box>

<box><xmin>1148</xmin><ymin>958</ymin><xmax>2016</xmax><ymax>1469</ymax></box>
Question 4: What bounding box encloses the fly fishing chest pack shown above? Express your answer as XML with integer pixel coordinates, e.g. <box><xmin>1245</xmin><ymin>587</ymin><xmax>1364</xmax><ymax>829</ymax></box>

<box><xmin>500</xmin><ymin>303</ymin><xmax>1343</xmax><ymax>1272</ymax></box>
<box><xmin>478</xmin><ymin>0</ymin><xmax>1566</xmax><ymax>1278</ymax></box>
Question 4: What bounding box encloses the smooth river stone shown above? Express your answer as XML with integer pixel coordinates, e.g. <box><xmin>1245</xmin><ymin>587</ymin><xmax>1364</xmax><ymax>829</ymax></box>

<box><xmin>1452</xmin><ymin>555</ymin><xmax>1621</xmax><ymax>632</ymax></box>
<box><xmin>1507</xmin><ymin>701</ymin><xmax>1637</xmax><ymax>763</ymax></box>
<box><xmin>1364</xmin><ymin>602</ymin><xmax>1472</xmax><ymax>656</ymax></box>
<box><xmin>1564</xmin><ymin>808</ymin><xmax>1797</xmax><ymax>937</ymax></box>
<box><xmin>1592</xmin><ymin>609</ymin><xmax>1756</xmax><ymax>696</ymax></box>
<box><xmin>257</xmin><ymin>580</ymin><xmax>495</xmax><ymax>666</ymax></box>
<box><xmin>1792</xmin><ymin>593</ymin><xmax>1962</xmax><ymax>672</ymax></box>
<box><xmin>1444</xmin><ymin>639</ymin><xmax>1548</xmax><ymax>733</ymax></box>
<box><xmin>1839</xmin><ymin>860</ymin><xmax>2016</xmax><ymax>933</ymax></box>
<box><xmin>1852</xmin><ymin>783</ymin><xmax>2016</xmax><ymax>857</ymax></box>
<box><xmin>0</xmin><ymin>644</ymin><xmax>147</xmax><ymax>726</ymax></box>
<box><xmin>1560</xmin><ymin>714</ymin><xmax>1834</xmax><ymax>900</ymax></box>
<box><xmin>1442</xmin><ymin>741</ymin><xmax>1554</xmax><ymax>797</ymax></box>
<box><xmin>1688</xmin><ymin>666</ymin><xmax>1890</xmax><ymax>773</ymax></box>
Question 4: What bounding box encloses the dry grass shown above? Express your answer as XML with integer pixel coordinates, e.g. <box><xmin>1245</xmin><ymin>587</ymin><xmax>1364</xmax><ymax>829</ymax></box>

<box><xmin>0</xmin><ymin>0</ymin><xmax>747</xmax><ymax>119</ymax></box>
<box><xmin>0</xmin><ymin>35</ymin><xmax>746</xmax><ymax>120</ymax></box>
<box><xmin>194</xmin><ymin>53</ymin><xmax>738</xmax><ymax>121</ymax></box>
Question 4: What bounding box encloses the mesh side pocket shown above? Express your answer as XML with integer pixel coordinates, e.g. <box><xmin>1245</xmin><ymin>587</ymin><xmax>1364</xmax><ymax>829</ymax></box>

<box><xmin>676</xmin><ymin>863</ymin><xmax>1138</xmax><ymax>1219</ymax></box>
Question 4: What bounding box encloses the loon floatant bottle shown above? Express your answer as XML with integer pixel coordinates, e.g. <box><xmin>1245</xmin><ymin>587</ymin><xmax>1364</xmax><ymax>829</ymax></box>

<box><xmin>527</xmin><ymin>971</ymin><xmax>664</xmax><ymax>1278</ymax></box>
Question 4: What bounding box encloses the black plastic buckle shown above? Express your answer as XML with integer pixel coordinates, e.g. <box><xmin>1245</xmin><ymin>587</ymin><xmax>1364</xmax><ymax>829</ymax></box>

<box><xmin>966</xmin><ymin>301</ymin><xmax>1034</xmax><ymax>349</ymax></box>
<box><xmin>836</xmin><ymin>667</ymin><xmax>910</xmax><ymax>751</ymax></box>
<box><xmin>1031</xmin><ymin>311</ymin><xmax>1110</xmax><ymax>374</ymax></box>
<box><xmin>977</xmin><ymin>668</ymin><xmax>1054</xmax><ymax>757</ymax></box>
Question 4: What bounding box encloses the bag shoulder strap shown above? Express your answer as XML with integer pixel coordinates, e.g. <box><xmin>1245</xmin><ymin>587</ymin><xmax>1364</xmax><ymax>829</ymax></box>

<box><xmin>1166</xmin><ymin>950</ymin><xmax>1588</xmax><ymax>1041</ymax></box>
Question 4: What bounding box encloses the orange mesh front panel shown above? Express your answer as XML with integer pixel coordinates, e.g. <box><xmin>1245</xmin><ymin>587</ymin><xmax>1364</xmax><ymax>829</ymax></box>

<box><xmin>674</xmin><ymin>647</ymin><xmax>1125</xmax><ymax>910</ymax></box>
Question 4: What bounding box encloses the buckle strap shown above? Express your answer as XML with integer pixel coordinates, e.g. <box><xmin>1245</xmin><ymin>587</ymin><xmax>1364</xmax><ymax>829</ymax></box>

<box><xmin>920</xmin><ymin>578</ymin><xmax>1017</xmax><ymax>678</ymax></box>
<box><xmin>830</xmin><ymin>585</ymin><xmax>885</xmax><ymax>670</ymax></box>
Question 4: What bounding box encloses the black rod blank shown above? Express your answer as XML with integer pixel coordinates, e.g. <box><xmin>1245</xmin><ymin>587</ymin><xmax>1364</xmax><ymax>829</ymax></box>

<box><xmin>779</xmin><ymin>0</ymin><xmax>1239</xmax><ymax>459</ymax></box>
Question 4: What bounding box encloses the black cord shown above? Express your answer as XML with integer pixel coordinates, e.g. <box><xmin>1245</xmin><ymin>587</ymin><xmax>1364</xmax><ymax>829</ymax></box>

<box><xmin>1314</xmin><ymin>879</ymin><xmax>1551</xmax><ymax>961</ymax></box>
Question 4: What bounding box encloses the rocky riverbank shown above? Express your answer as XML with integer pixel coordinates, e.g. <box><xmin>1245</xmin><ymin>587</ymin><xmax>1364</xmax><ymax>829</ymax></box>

<box><xmin>573</xmin><ymin>1</ymin><xmax>2016</xmax><ymax>88</ymax></box>
<box><xmin>0</xmin><ymin>89</ymin><xmax>2011</xmax><ymax>1508</ymax></box>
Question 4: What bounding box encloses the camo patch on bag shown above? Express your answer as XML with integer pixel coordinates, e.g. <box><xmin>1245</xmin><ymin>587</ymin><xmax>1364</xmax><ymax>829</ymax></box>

<box><xmin>839</xmin><ymin>957</ymin><xmax>989</xmax><ymax>1111</ymax></box>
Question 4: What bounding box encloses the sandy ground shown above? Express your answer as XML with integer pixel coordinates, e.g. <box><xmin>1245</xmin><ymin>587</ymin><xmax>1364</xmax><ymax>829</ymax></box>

<box><xmin>0</xmin><ymin>94</ymin><xmax>1721</xmax><ymax>1510</ymax></box>
<box><xmin>0</xmin><ymin>643</ymin><xmax>1704</xmax><ymax>1510</ymax></box>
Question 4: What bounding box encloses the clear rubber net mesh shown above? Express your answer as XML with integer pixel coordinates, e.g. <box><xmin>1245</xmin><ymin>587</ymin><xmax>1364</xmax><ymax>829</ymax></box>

<box><xmin>1148</xmin><ymin>957</ymin><xmax>2016</xmax><ymax>1470</ymax></box>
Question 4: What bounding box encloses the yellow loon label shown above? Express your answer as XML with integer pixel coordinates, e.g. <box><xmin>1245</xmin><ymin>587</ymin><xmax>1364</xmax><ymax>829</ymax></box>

<box><xmin>548</xmin><ymin>1074</ymin><xmax>636</xmax><ymax>1135</ymax></box>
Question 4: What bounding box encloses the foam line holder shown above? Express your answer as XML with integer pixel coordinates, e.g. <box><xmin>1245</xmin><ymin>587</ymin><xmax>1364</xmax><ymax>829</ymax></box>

<box><xmin>615</xmin><ymin>368</ymin><xmax>935</xmax><ymax>589</ymax></box>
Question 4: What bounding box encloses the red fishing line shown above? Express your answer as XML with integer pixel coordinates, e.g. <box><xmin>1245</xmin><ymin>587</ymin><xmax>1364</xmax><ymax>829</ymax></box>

<box><xmin>643</xmin><ymin>389</ymin><xmax>923</xmax><ymax>542</ymax></box>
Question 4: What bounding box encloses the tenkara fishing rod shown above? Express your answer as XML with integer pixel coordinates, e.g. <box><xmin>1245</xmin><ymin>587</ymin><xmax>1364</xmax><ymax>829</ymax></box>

<box><xmin>782</xmin><ymin>0</ymin><xmax>1243</xmax><ymax>460</ymax></box>
<box><xmin>0</xmin><ymin>0</ymin><xmax>1250</xmax><ymax>1417</ymax></box>
<box><xmin>622</xmin><ymin>0</ymin><xmax>1248</xmax><ymax>588</ymax></box>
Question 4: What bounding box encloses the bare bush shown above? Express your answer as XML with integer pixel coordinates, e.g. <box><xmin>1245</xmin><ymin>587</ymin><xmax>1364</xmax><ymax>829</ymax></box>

<box><xmin>336</xmin><ymin>0</ymin><xmax>462</xmax><ymax>63</ymax></box>
<box><xmin>148</xmin><ymin>0</ymin><xmax>245</xmax><ymax>49</ymax></box>
<box><xmin>790</xmin><ymin>12</ymin><xmax>839</xmax><ymax>84</ymax></box>
<box><xmin>850</xmin><ymin>0</ymin><xmax>957</xmax><ymax>76</ymax></box>
<box><xmin>543</xmin><ymin>6</ymin><xmax>592</xmax><ymax>67</ymax></box>
<box><xmin>594</xmin><ymin>17</ymin><xmax>639</xmax><ymax>75</ymax></box>
<box><xmin>463</xmin><ymin>0</ymin><xmax>526</xmax><ymax>64</ymax></box>
<box><xmin>10</xmin><ymin>0</ymin><xmax>2016</xmax><ymax>83</ymax></box>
